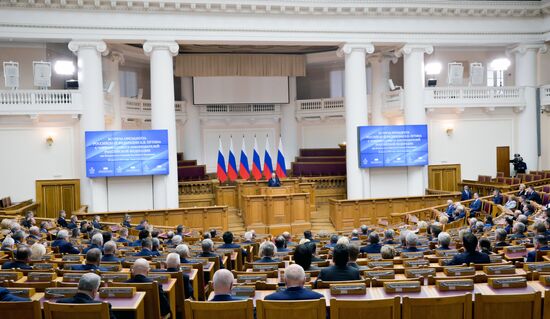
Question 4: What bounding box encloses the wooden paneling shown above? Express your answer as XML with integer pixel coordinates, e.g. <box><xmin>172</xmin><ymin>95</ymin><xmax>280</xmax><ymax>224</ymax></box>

<box><xmin>215</xmin><ymin>186</ymin><xmax>237</xmax><ymax>208</ymax></box>
<box><xmin>35</xmin><ymin>179</ymin><xmax>80</xmax><ymax>218</ymax></box>
<box><xmin>178</xmin><ymin>180</ymin><xmax>219</xmax><ymax>207</ymax></box>
<box><xmin>428</xmin><ymin>164</ymin><xmax>461</xmax><ymax>192</ymax></box>
<box><xmin>496</xmin><ymin>146</ymin><xmax>511</xmax><ymax>177</ymax></box>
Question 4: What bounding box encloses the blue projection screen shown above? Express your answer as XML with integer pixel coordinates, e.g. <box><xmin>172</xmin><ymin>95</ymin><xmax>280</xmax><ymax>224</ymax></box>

<box><xmin>85</xmin><ymin>130</ymin><xmax>169</xmax><ymax>178</ymax></box>
<box><xmin>358</xmin><ymin>125</ymin><xmax>428</xmax><ymax>168</ymax></box>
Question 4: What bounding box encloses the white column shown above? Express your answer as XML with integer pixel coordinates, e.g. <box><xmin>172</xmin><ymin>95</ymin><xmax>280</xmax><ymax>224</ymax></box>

<box><xmin>68</xmin><ymin>40</ymin><xmax>109</xmax><ymax>212</ymax></box>
<box><xmin>143</xmin><ymin>41</ymin><xmax>180</xmax><ymax>209</ymax></box>
<box><xmin>400</xmin><ymin>44</ymin><xmax>433</xmax><ymax>196</ymax></box>
<box><xmin>181</xmin><ymin>76</ymin><xmax>204</xmax><ymax>163</ymax></box>
<box><xmin>510</xmin><ymin>43</ymin><xmax>547</xmax><ymax>171</ymax></box>
<box><xmin>280</xmin><ymin>76</ymin><xmax>299</xmax><ymax>168</ymax></box>
<box><xmin>369</xmin><ymin>54</ymin><xmax>394</xmax><ymax>125</ymax></box>
<box><xmin>339</xmin><ymin>43</ymin><xmax>375</xmax><ymax>199</ymax></box>
<box><xmin>104</xmin><ymin>51</ymin><xmax>124</xmax><ymax>130</ymax></box>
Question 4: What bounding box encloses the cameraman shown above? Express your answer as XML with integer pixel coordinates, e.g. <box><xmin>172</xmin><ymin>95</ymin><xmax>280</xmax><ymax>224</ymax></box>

<box><xmin>510</xmin><ymin>154</ymin><xmax>527</xmax><ymax>176</ymax></box>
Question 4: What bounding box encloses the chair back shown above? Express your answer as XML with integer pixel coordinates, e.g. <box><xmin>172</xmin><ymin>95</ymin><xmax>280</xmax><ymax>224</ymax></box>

<box><xmin>330</xmin><ymin>297</ymin><xmax>400</xmax><ymax>319</ymax></box>
<box><xmin>0</xmin><ymin>300</ymin><xmax>42</xmax><ymax>319</ymax></box>
<box><xmin>44</xmin><ymin>301</ymin><xmax>109</xmax><ymax>319</ymax></box>
<box><xmin>9</xmin><ymin>279</ymin><xmax>57</xmax><ymax>292</ymax></box>
<box><xmin>474</xmin><ymin>292</ymin><xmax>541</xmax><ymax>319</ymax></box>
<box><xmin>316</xmin><ymin>279</ymin><xmax>367</xmax><ymax>289</ymax></box>
<box><xmin>110</xmin><ymin>281</ymin><xmax>161</xmax><ymax>319</ymax></box>
<box><xmin>402</xmin><ymin>294</ymin><xmax>472</xmax><ymax>319</ymax></box>
<box><xmin>184</xmin><ymin>299</ymin><xmax>254</xmax><ymax>319</ymax></box>
<box><xmin>256</xmin><ymin>299</ymin><xmax>326</xmax><ymax>319</ymax></box>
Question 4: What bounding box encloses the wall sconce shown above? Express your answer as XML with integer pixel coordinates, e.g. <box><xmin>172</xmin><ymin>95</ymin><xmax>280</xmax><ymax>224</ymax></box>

<box><xmin>46</xmin><ymin>136</ymin><xmax>54</xmax><ymax>146</ymax></box>
<box><xmin>446</xmin><ymin>128</ymin><xmax>454</xmax><ymax>136</ymax></box>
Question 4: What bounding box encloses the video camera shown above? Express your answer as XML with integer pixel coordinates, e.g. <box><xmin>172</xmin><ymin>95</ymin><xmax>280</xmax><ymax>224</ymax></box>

<box><xmin>510</xmin><ymin>153</ymin><xmax>526</xmax><ymax>174</ymax></box>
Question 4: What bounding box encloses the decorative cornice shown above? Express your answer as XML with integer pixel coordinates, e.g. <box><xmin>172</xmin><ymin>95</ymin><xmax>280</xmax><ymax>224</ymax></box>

<box><xmin>337</xmin><ymin>43</ymin><xmax>375</xmax><ymax>57</ymax></box>
<box><xmin>507</xmin><ymin>43</ymin><xmax>548</xmax><ymax>55</ymax></box>
<box><xmin>68</xmin><ymin>40</ymin><xmax>108</xmax><ymax>55</ymax></box>
<box><xmin>109</xmin><ymin>51</ymin><xmax>125</xmax><ymax>65</ymax></box>
<box><xmin>397</xmin><ymin>44</ymin><xmax>434</xmax><ymax>57</ymax></box>
<box><xmin>367</xmin><ymin>52</ymin><xmax>399</xmax><ymax>64</ymax></box>
<box><xmin>142</xmin><ymin>41</ymin><xmax>179</xmax><ymax>57</ymax></box>
<box><xmin>0</xmin><ymin>0</ymin><xmax>545</xmax><ymax>18</ymax></box>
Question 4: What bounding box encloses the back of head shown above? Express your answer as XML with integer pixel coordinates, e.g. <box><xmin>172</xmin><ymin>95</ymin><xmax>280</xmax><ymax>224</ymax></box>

<box><xmin>166</xmin><ymin>252</ymin><xmax>180</xmax><ymax>269</ymax></box>
<box><xmin>406</xmin><ymin>232</ymin><xmax>418</xmax><ymax>247</ymax></box>
<box><xmin>284</xmin><ymin>264</ymin><xmax>306</xmax><ymax>288</ymax></box>
<box><xmin>380</xmin><ymin>245</ymin><xmax>395</xmax><ymax>259</ymax></box>
<box><xmin>351</xmin><ymin>229</ymin><xmax>359</xmax><ymax>237</ymax></box>
<box><xmin>496</xmin><ymin>228</ymin><xmax>507</xmax><ymax>241</ymax></box>
<box><xmin>274</xmin><ymin>236</ymin><xmax>286</xmax><ymax>249</ymax></box>
<box><xmin>102</xmin><ymin>231</ymin><xmax>112</xmax><ymax>243</ymax></box>
<box><xmin>260</xmin><ymin>241</ymin><xmax>276</xmax><ymax>257</ymax></box>
<box><xmin>304</xmin><ymin>230</ymin><xmax>312</xmax><ymax>240</ymax></box>
<box><xmin>479</xmin><ymin>237</ymin><xmax>491</xmax><ymax>251</ymax></box>
<box><xmin>384</xmin><ymin>229</ymin><xmax>394</xmax><ymax>239</ymax></box>
<box><xmin>222</xmin><ymin>231</ymin><xmax>234</xmax><ymax>244</ymax></box>
<box><xmin>172</xmin><ymin>235</ymin><xmax>183</xmax><ymax>245</ymax></box>
<box><xmin>348</xmin><ymin>244</ymin><xmax>359</xmax><ymax>262</ymax></box>
<box><xmin>176</xmin><ymin>225</ymin><xmax>183</xmax><ymax>233</ymax></box>
<box><xmin>293</xmin><ymin>244</ymin><xmax>312</xmax><ymax>270</ymax></box>
<box><xmin>332</xmin><ymin>243</ymin><xmax>350</xmax><ymax>267</ymax></box>
<box><xmin>138</xmin><ymin>229</ymin><xmax>150</xmax><ymax>240</ymax></box>
<box><xmin>462</xmin><ymin>233</ymin><xmax>478</xmax><ymax>253</ymax></box>
<box><xmin>213</xmin><ymin>269</ymin><xmax>234</xmax><ymax>294</ymax></box>
<box><xmin>244</xmin><ymin>231</ymin><xmax>253</xmax><ymax>241</ymax></box>
<box><xmin>91</xmin><ymin>233</ymin><xmax>103</xmax><ymax>246</ymax></box>
<box><xmin>30</xmin><ymin>243</ymin><xmax>46</xmax><ymax>260</ymax></box>
<box><xmin>202</xmin><ymin>239</ymin><xmax>214</xmax><ymax>253</ymax></box>
<box><xmin>176</xmin><ymin>244</ymin><xmax>190</xmax><ymax>258</ymax></box>
<box><xmin>438</xmin><ymin>232</ymin><xmax>451</xmax><ymax>248</ymax></box>
<box><xmin>132</xmin><ymin>258</ymin><xmax>150</xmax><ymax>275</ymax></box>
<box><xmin>535</xmin><ymin>235</ymin><xmax>548</xmax><ymax>247</ymax></box>
<box><xmin>330</xmin><ymin>234</ymin><xmax>339</xmax><ymax>244</ymax></box>
<box><xmin>431</xmin><ymin>224</ymin><xmax>442</xmax><ymax>238</ymax></box>
<box><xmin>15</xmin><ymin>245</ymin><xmax>31</xmax><ymax>261</ymax></box>
<box><xmin>141</xmin><ymin>238</ymin><xmax>152</xmax><ymax>249</ymax></box>
<box><xmin>86</xmin><ymin>248</ymin><xmax>102</xmax><ymax>264</ymax></box>
<box><xmin>360</xmin><ymin>225</ymin><xmax>368</xmax><ymax>235</ymax></box>
<box><xmin>103</xmin><ymin>241</ymin><xmax>117</xmax><ymax>255</ymax></box>
<box><xmin>369</xmin><ymin>232</ymin><xmax>379</xmax><ymax>244</ymax></box>
<box><xmin>152</xmin><ymin>238</ymin><xmax>160</xmax><ymax>250</ymax></box>
<box><xmin>78</xmin><ymin>273</ymin><xmax>101</xmax><ymax>294</ymax></box>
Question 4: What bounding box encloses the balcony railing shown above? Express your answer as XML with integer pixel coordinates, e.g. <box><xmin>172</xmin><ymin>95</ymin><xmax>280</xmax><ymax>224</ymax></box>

<box><xmin>0</xmin><ymin>90</ymin><xmax>82</xmax><ymax>114</ymax></box>
<box><xmin>424</xmin><ymin>86</ymin><xmax>525</xmax><ymax>109</ymax></box>
<box><xmin>296</xmin><ymin>97</ymin><xmax>344</xmax><ymax>120</ymax></box>
<box><xmin>121</xmin><ymin>97</ymin><xmax>186</xmax><ymax>119</ymax></box>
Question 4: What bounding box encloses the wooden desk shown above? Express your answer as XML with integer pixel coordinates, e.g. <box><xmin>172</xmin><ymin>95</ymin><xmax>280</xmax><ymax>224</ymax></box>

<box><xmin>36</xmin><ymin>291</ymin><xmax>146</xmax><ymax>319</ymax></box>
<box><xmin>185</xmin><ymin>269</ymin><xmax>200</xmax><ymax>301</ymax></box>
<box><xmin>161</xmin><ymin>278</ymin><xmax>177</xmax><ymax>319</ymax></box>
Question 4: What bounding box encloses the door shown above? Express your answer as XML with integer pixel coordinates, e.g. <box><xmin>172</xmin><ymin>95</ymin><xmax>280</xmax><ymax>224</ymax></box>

<box><xmin>496</xmin><ymin>146</ymin><xmax>510</xmax><ymax>177</ymax></box>
<box><xmin>35</xmin><ymin>179</ymin><xmax>80</xmax><ymax>218</ymax></box>
<box><xmin>428</xmin><ymin>164</ymin><xmax>461</xmax><ymax>192</ymax></box>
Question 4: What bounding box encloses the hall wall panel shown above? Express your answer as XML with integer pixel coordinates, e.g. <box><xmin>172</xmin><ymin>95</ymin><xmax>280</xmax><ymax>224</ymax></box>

<box><xmin>300</xmin><ymin>121</ymin><xmax>345</xmax><ymax>149</ymax></box>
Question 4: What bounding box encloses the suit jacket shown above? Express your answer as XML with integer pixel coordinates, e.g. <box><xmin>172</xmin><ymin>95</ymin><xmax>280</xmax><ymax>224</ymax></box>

<box><xmin>152</xmin><ymin>268</ymin><xmax>193</xmax><ymax>298</ymax></box>
<box><xmin>470</xmin><ymin>199</ymin><xmax>482</xmax><ymax>212</ymax></box>
<box><xmin>448</xmin><ymin>251</ymin><xmax>490</xmax><ymax>266</ymax></box>
<box><xmin>265</xmin><ymin>286</ymin><xmax>323</xmax><ymax>300</ymax></box>
<box><xmin>122</xmin><ymin>221</ymin><xmax>132</xmax><ymax>228</ymax></box>
<box><xmin>256</xmin><ymin>257</ymin><xmax>279</xmax><ymax>263</ymax></box>
<box><xmin>527</xmin><ymin>191</ymin><xmax>543</xmax><ymax>205</ymax></box>
<box><xmin>218</xmin><ymin>243</ymin><xmax>241</xmax><ymax>249</ymax></box>
<box><xmin>317</xmin><ymin>265</ymin><xmax>361</xmax><ymax>283</ymax></box>
<box><xmin>56</xmin><ymin>292</ymin><xmax>116</xmax><ymax>319</ymax></box>
<box><xmin>197</xmin><ymin>252</ymin><xmax>224</xmax><ymax>269</ymax></box>
<box><xmin>71</xmin><ymin>264</ymin><xmax>108</xmax><ymax>271</ymax></box>
<box><xmin>129</xmin><ymin>240</ymin><xmax>142</xmax><ymax>247</ymax></box>
<box><xmin>267</xmin><ymin>177</ymin><xmax>281</xmax><ymax>187</ymax></box>
<box><xmin>126</xmin><ymin>274</ymin><xmax>171</xmax><ymax>316</ymax></box>
<box><xmin>360</xmin><ymin>243</ymin><xmax>382</xmax><ymax>254</ymax></box>
<box><xmin>461</xmin><ymin>190</ymin><xmax>472</xmax><ymax>201</ymax></box>
<box><xmin>210</xmin><ymin>294</ymin><xmax>244</xmax><ymax>301</ymax></box>
<box><xmin>134</xmin><ymin>248</ymin><xmax>154</xmax><ymax>257</ymax></box>
<box><xmin>493</xmin><ymin>195</ymin><xmax>503</xmax><ymax>205</ymax></box>
<box><xmin>1</xmin><ymin>260</ymin><xmax>32</xmax><ymax>270</ymax></box>
<box><xmin>445</xmin><ymin>204</ymin><xmax>455</xmax><ymax>217</ymax></box>
<box><xmin>526</xmin><ymin>246</ymin><xmax>550</xmax><ymax>262</ymax></box>
<box><xmin>116</xmin><ymin>237</ymin><xmax>130</xmax><ymax>244</ymax></box>
<box><xmin>67</xmin><ymin>222</ymin><xmax>77</xmax><ymax>230</ymax></box>
<box><xmin>101</xmin><ymin>254</ymin><xmax>122</xmax><ymax>263</ymax></box>
<box><xmin>135</xmin><ymin>225</ymin><xmax>145</xmax><ymax>231</ymax></box>
<box><xmin>83</xmin><ymin>244</ymin><xmax>103</xmax><ymax>254</ymax></box>
<box><xmin>401</xmin><ymin>247</ymin><xmax>423</xmax><ymax>253</ymax></box>
<box><xmin>51</xmin><ymin>239</ymin><xmax>80</xmax><ymax>254</ymax></box>
<box><xmin>92</xmin><ymin>221</ymin><xmax>103</xmax><ymax>229</ymax></box>
<box><xmin>57</xmin><ymin>217</ymin><xmax>68</xmax><ymax>228</ymax></box>
<box><xmin>0</xmin><ymin>287</ymin><xmax>31</xmax><ymax>301</ymax></box>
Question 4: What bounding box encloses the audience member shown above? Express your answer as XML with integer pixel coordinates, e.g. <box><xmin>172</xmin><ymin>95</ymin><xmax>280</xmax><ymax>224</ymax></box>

<box><xmin>71</xmin><ymin>248</ymin><xmax>108</xmax><ymax>271</ymax></box>
<box><xmin>2</xmin><ymin>245</ymin><xmax>32</xmax><ymax>269</ymax></box>
<box><xmin>316</xmin><ymin>244</ymin><xmax>360</xmax><ymax>283</ymax></box>
<box><xmin>448</xmin><ymin>233</ymin><xmax>490</xmax><ymax>265</ymax></box>
<box><xmin>210</xmin><ymin>269</ymin><xmax>240</xmax><ymax>301</ymax></box>
<box><xmin>126</xmin><ymin>258</ymin><xmax>171</xmax><ymax>316</ymax></box>
<box><xmin>265</xmin><ymin>264</ymin><xmax>323</xmax><ymax>300</ymax></box>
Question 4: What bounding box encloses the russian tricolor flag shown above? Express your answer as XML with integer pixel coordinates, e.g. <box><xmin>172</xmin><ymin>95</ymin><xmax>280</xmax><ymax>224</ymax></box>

<box><xmin>263</xmin><ymin>136</ymin><xmax>273</xmax><ymax>179</ymax></box>
<box><xmin>276</xmin><ymin>136</ymin><xmax>287</xmax><ymax>178</ymax></box>
<box><xmin>227</xmin><ymin>136</ymin><xmax>238</xmax><ymax>181</ymax></box>
<box><xmin>239</xmin><ymin>136</ymin><xmax>250</xmax><ymax>180</ymax></box>
<box><xmin>251</xmin><ymin>136</ymin><xmax>262</xmax><ymax>180</ymax></box>
<box><xmin>216</xmin><ymin>137</ymin><xmax>227</xmax><ymax>183</ymax></box>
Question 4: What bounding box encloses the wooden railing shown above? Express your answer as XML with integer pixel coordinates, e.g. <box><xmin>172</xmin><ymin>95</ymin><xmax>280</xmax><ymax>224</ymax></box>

<box><xmin>299</xmin><ymin>176</ymin><xmax>346</xmax><ymax>207</ymax></box>
<box><xmin>458</xmin><ymin>177</ymin><xmax>550</xmax><ymax>197</ymax></box>
<box><xmin>178</xmin><ymin>180</ymin><xmax>219</xmax><ymax>207</ymax></box>
<box><xmin>0</xmin><ymin>199</ymin><xmax>38</xmax><ymax>215</ymax></box>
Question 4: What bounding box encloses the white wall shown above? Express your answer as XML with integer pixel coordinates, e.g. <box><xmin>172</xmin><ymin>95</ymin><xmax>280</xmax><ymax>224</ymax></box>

<box><xmin>0</xmin><ymin>124</ymin><xmax>78</xmax><ymax>201</ymax></box>
<box><xmin>106</xmin><ymin>176</ymin><xmax>153</xmax><ymax>211</ymax></box>
<box><xmin>0</xmin><ymin>44</ymin><xmax>47</xmax><ymax>90</ymax></box>
<box><xmin>300</xmin><ymin>120</ymin><xmax>346</xmax><ymax>149</ymax></box>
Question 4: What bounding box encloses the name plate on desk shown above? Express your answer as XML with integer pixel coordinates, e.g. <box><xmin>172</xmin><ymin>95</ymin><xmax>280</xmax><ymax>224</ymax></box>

<box><xmin>100</xmin><ymin>264</ymin><xmax>121</xmax><ymax>271</ymax></box>
<box><xmin>504</xmin><ymin>246</ymin><xmax>527</xmax><ymax>254</ymax></box>
<box><xmin>330</xmin><ymin>283</ymin><xmax>367</xmax><ymax>295</ymax></box>
<box><xmin>45</xmin><ymin>288</ymin><xmax>77</xmax><ymax>299</ymax></box>
<box><xmin>539</xmin><ymin>275</ymin><xmax>550</xmax><ymax>286</ymax></box>
<box><xmin>364</xmin><ymin>270</ymin><xmax>396</xmax><ymax>279</ymax></box>
<box><xmin>231</xmin><ymin>286</ymin><xmax>255</xmax><ymax>297</ymax></box>
<box><xmin>187</xmin><ymin>259</ymin><xmax>209</xmax><ymax>265</ymax></box>
<box><xmin>252</xmin><ymin>264</ymin><xmax>279</xmax><ymax>271</ymax></box>
<box><xmin>404</xmin><ymin>259</ymin><xmax>430</xmax><ymax>268</ymax></box>
<box><xmin>63</xmin><ymin>273</ymin><xmax>84</xmax><ymax>282</ymax></box>
<box><xmin>401</xmin><ymin>252</ymin><xmax>424</xmax><ymax>259</ymax></box>
<box><xmin>488</xmin><ymin>277</ymin><xmax>527</xmax><ymax>289</ymax></box>
<box><xmin>7</xmin><ymin>288</ymin><xmax>35</xmax><ymax>298</ymax></box>
<box><xmin>384</xmin><ymin>281</ymin><xmax>421</xmax><ymax>293</ymax></box>
<box><xmin>523</xmin><ymin>263</ymin><xmax>550</xmax><ymax>272</ymax></box>
<box><xmin>0</xmin><ymin>271</ymin><xmax>23</xmax><ymax>281</ymax></box>
<box><xmin>33</xmin><ymin>263</ymin><xmax>57</xmax><ymax>270</ymax></box>
<box><xmin>101</xmin><ymin>273</ymin><xmax>131</xmax><ymax>282</ymax></box>
<box><xmin>484</xmin><ymin>265</ymin><xmax>516</xmax><ymax>275</ymax></box>
<box><xmin>152</xmin><ymin>257</ymin><xmax>165</xmax><ymax>263</ymax></box>
<box><xmin>489</xmin><ymin>255</ymin><xmax>503</xmax><ymax>263</ymax></box>
<box><xmin>438</xmin><ymin>258</ymin><xmax>453</xmax><ymax>266</ymax></box>
<box><xmin>367</xmin><ymin>254</ymin><xmax>383</xmax><ymax>260</ymax></box>
<box><xmin>123</xmin><ymin>256</ymin><xmax>142</xmax><ymax>263</ymax></box>
<box><xmin>436</xmin><ymin>279</ymin><xmax>474</xmax><ymax>291</ymax></box>
<box><xmin>180</xmin><ymin>266</ymin><xmax>193</xmax><ymax>273</ymax></box>
<box><xmin>28</xmin><ymin>272</ymin><xmax>57</xmax><ymax>282</ymax></box>
<box><xmin>148</xmin><ymin>274</ymin><xmax>170</xmax><ymax>283</ymax></box>
<box><xmin>368</xmin><ymin>261</ymin><xmax>394</xmax><ymax>268</ymax></box>
<box><xmin>62</xmin><ymin>255</ymin><xmax>83</xmax><ymax>262</ymax></box>
<box><xmin>443</xmin><ymin>267</ymin><xmax>476</xmax><ymax>276</ymax></box>
<box><xmin>237</xmin><ymin>274</ymin><xmax>267</xmax><ymax>284</ymax></box>
<box><xmin>276</xmin><ymin>286</ymin><xmax>312</xmax><ymax>292</ymax></box>
<box><xmin>436</xmin><ymin>250</ymin><xmax>459</xmax><ymax>257</ymax></box>
<box><xmin>99</xmin><ymin>287</ymin><xmax>136</xmax><ymax>298</ymax></box>
<box><xmin>405</xmin><ymin>268</ymin><xmax>436</xmax><ymax>278</ymax></box>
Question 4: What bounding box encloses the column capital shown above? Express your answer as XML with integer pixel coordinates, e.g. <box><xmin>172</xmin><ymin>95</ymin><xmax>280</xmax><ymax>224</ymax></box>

<box><xmin>397</xmin><ymin>44</ymin><xmax>434</xmax><ymax>57</ymax></box>
<box><xmin>68</xmin><ymin>40</ymin><xmax>109</xmax><ymax>56</ymax></box>
<box><xmin>337</xmin><ymin>43</ymin><xmax>375</xmax><ymax>57</ymax></box>
<box><xmin>507</xmin><ymin>43</ymin><xmax>547</xmax><ymax>56</ymax></box>
<box><xmin>143</xmin><ymin>41</ymin><xmax>179</xmax><ymax>57</ymax></box>
<box><xmin>367</xmin><ymin>52</ymin><xmax>399</xmax><ymax>64</ymax></box>
<box><xmin>109</xmin><ymin>51</ymin><xmax>125</xmax><ymax>65</ymax></box>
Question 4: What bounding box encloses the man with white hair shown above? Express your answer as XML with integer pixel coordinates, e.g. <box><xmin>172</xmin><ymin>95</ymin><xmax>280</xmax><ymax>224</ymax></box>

<box><xmin>71</xmin><ymin>248</ymin><xmax>108</xmax><ymax>271</ymax></box>
<box><xmin>350</xmin><ymin>229</ymin><xmax>360</xmax><ymax>241</ymax></box>
<box><xmin>116</xmin><ymin>228</ymin><xmax>130</xmax><ymax>244</ymax></box>
<box><xmin>197</xmin><ymin>238</ymin><xmax>224</xmax><ymax>269</ymax></box>
<box><xmin>445</xmin><ymin>200</ymin><xmax>456</xmax><ymax>218</ymax></box>
<box><xmin>436</xmin><ymin>232</ymin><xmax>452</xmax><ymax>250</ymax></box>
<box><xmin>175</xmin><ymin>244</ymin><xmax>192</xmax><ymax>263</ymax></box>
<box><xmin>210</xmin><ymin>269</ymin><xmax>240</xmax><ymax>301</ymax></box>
<box><xmin>360</xmin><ymin>232</ymin><xmax>382</xmax><ymax>254</ymax></box>
<box><xmin>102</xmin><ymin>241</ymin><xmax>122</xmax><ymax>262</ymax></box>
<box><xmin>83</xmin><ymin>233</ymin><xmax>104</xmax><ymax>254</ymax></box>
<box><xmin>242</xmin><ymin>231</ymin><xmax>254</xmax><ymax>244</ymax></box>
<box><xmin>56</xmin><ymin>273</ymin><xmax>117</xmax><ymax>319</ymax></box>
<box><xmin>51</xmin><ymin>229</ymin><xmax>80</xmax><ymax>254</ymax></box>
<box><xmin>171</xmin><ymin>235</ymin><xmax>183</xmax><ymax>246</ymax></box>
<box><xmin>151</xmin><ymin>253</ymin><xmax>193</xmax><ymax>299</ymax></box>
<box><xmin>257</xmin><ymin>241</ymin><xmax>278</xmax><ymax>263</ymax></box>
<box><xmin>402</xmin><ymin>232</ymin><xmax>423</xmax><ymax>252</ymax></box>
<box><xmin>126</xmin><ymin>258</ymin><xmax>171</xmax><ymax>316</ymax></box>
<box><xmin>1</xmin><ymin>236</ymin><xmax>14</xmax><ymax>252</ymax></box>
<box><xmin>28</xmin><ymin>226</ymin><xmax>41</xmax><ymax>242</ymax></box>
<box><xmin>30</xmin><ymin>242</ymin><xmax>46</xmax><ymax>260</ymax></box>
<box><xmin>510</xmin><ymin>222</ymin><xmax>527</xmax><ymax>240</ymax></box>
<box><xmin>265</xmin><ymin>264</ymin><xmax>323</xmax><ymax>300</ymax></box>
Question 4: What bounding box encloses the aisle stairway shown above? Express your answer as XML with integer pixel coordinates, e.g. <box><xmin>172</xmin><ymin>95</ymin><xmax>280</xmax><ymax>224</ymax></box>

<box><xmin>310</xmin><ymin>206</ymin><xmax>335</xmax><ymax>233</ymax></box>
<box><xmin>228</xmin><ymin>208</ymin><xmax>246</xmax><ymax>235</ymax></box>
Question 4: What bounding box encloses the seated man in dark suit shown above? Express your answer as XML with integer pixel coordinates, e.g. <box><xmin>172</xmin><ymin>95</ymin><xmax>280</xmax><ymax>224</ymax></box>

<box><xmin>0</xmin><ymin>286</ymin><xmax>30</xmax><ymax>301</ymax></box>
<box><xmin>444</xmin><ymin>200</ymin><xmax>456</xmax><ymax>218</ymax></box>
<box><xmin>129</xmin><ymin>229</ymin><xmax>149</xmax><ymax>247</ymax></box>
<box><xmin>526</xmin><ymin>186</ymin><xmax>542</xmax><ymax>205</ymax></box>
<box><xmin>303</xmin><ymin>230</ymin><xmax>319</xmax><ymax>243</ymax></box>
<box><xmin>2</xmin><ymin>245</ymin><xmax>32</xmax><ymax>270</ymax></box>
<box><xmin>436</xmin><ymin>232</ymin><xmax>452</xmax><ymax>250</ymax></box>
<box><xmin>126</xmin><ymin>258</ymin><xmax>171</xmax><ymax>316</ymax></box>
<box><xmin>101</xmin><ymin>241</ymin><xmax>122</xmax><ymax>263</ymax></box>
<box><xmin>448</xmin><ymin>233</ymin><xmax>490</xmax><ymax>266</ymax></box>
<box><xmin>175</xmin><ymin>244</ymin><xmax>192</xmax><ymax>264</ymax></box>
<box><xmin>116</xmin><ymin>228</ymin><xmax>131</xmax><ymax>244</ymax></box>
<box><xmin>324</xmin><ymin>235</ymin><xmax>339</xmax><ymax>249</ymax></box>
<box><xmin>122</xmin><ymin>214</ymin><xmax>132</xmax><ymax>228</ymax></box>
<box><xmin>267</xmin><ymin>172</ymin><xmax>281</xmax><ymax>187</ymax></box>
<box><xmin>134</xmin><ymin>220</ymin><xmax>149</xmax><ymax>231</ymax></box>
<box><xmin>383</xmin><ymin>229</ymin><xmax>397</xmax><ymax>245</ymax></box>
<box><xmin>83</xmin><ymin>233</ymin><xmax>104</xmax><ymax>254</ymax></box>
<box><xmin>57</xmin><ymin>273</ymin><xmax>117</xmax><ymax>319</ymax></box>
<box><xmin>51</xmin><ymin>229</ymin><xmax>80</xmax><ymax>254</ymax></box>
<box><xmin>57</xmin><ymin>210</ymin><xmax>68</xmax><ymax>228</ymax></box>
<box><xmin>401</xmin><ymin>232</ymin><xmax>424</xmax><ymax>253</ymax></box>
<box><xmin>347</xmin><ymin>244</ymin><xmax>361</xmax><ymax>269</ymax></box>
<box><xmin>509</xmin><ymin>222</ymin><xmax>527</xmax><ymax>240</ymax></box>
<box><xmin>316</xmin><ymin>244</ymin><xmax>361</xmax><ymax>284</ymax></box>
<box><xmin>71</xmin><ymin>248</ymin><xmax>108</xmax><ymax>271</ymax></box>
<box><xmin>274</xmin><ymin>235</ymin><xmax>291</xmax><ymax>252</ymax></box>
<box><xmin>494</xmin><ymin>229</ymin><xmax>509</xmax><ymax>247</ymax></box>
<box><xmin>209</xmin><ymin>269</ymin><xmax>242</xmax><ymax>301</ymax></box>
<box><xmin>151</xmin><ymin>253</ymin><xmax>193</xmax><ymax>299</ymax></box>
<box><xmin>92</xmin><ymin>215</ymin><xmax>103</xmax><ymax>230</ymax></box>
<box><xmin>360</xmin><ymin>232</ymin><xmax>382</xmax><ymax>254</ymax></box>
<box><xmin>265</xmin><ymin>264</ymin><xmax>323</xmax><ymax>300</ymax></box>
<box><xmin>469</xmin><ymin>193</ymin><xmax>482</xmax><ymax>217</ymax></box>
<box><xmin>257</xmin><ymin>241</ymin><xmax>280</xmax><ymax>263</ymax></box>
<box><xmin>527</xmin><ymin>235</ymin><xmax>550</xmax><ymax>262</ymax></box>
<box><xmin>219</xmin><ymin>231</ymin><xmax>241</xmax><ymax>249</ymax></box>
<box><xmin>197</xmin><ymin>239</ymin><xmax>224</xmax><ymax>269</ymax></box>
<box><xmin>492</xmin><ymin>189</ymin><xmax>503</xmax><ymax>205</ymax></box>
<box><xmin>67</xmin><ymin>216</ymin><xmax>78</xmax><ymax>230</ymax></box>
<box><xmin>133</xmin><ymin>238</ymin><xmax>155</xmax><ymax>257</ymax></box>
<box><xmin>461</xmin><ymin>185</ymin><xmax>472</xmax><ymax>201</ymax></box>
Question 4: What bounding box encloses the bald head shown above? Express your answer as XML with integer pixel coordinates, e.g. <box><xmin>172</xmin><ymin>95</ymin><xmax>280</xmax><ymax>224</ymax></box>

<box><xmin>284</xmin><ymin>264</ymin><xmax>306</xmax><ymax>288</ymax></box>
<box><xmin>213</xmin><ymin>269</ymin><xmax>234</xmax><ymax>295</ymax></box>
<box><xmin>132</xmin><ymin>258</ymin><xmax>150</xmax><ymax>276</ymax></box>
